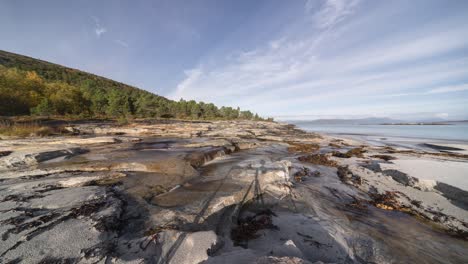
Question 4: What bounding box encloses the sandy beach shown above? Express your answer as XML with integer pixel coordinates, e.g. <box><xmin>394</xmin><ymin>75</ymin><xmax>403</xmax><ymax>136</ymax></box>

<box><xmin>321</xmin><ymin>133</ymin><xmax>468</xmax><ymax>192</ymax></box>
<box><xmin>380</xmin><ymin>158</ymin><xmax>468</xmax><ymax>191</ymax></box>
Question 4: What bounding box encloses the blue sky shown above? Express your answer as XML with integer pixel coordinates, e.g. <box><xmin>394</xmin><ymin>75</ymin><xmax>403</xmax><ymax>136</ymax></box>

<box><xmin>1</xmin><ymin>0</ymin><xmax>468</xmax><ymax>120</ymax></box>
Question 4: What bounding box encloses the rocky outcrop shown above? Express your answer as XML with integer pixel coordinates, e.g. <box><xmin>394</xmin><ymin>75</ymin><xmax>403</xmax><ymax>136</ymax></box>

<box><xmin>382</xmin><ymin>169</ymin><xmax>418</xmax><ymax>186</ymax></box>
<box><xmin>0</xmin><ymin>147</ymin><xmax>88</xmax><ymax>170</ymax></box>
<box><xmin>346</xmin><ymin>163</ymin><xmax>468</xmax><ymax>236</ymax></box>
<box><xmin>0</xmin><ymin>120</ymin><xmax>467</xmax><ymax>263</ymax></box>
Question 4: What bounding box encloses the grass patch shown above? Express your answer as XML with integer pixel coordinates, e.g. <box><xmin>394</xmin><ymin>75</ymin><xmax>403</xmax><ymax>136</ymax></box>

<box><xmin>0</xmin><ymin>119</ymin><xmax>67</xmax><ymax>137</ymax></box>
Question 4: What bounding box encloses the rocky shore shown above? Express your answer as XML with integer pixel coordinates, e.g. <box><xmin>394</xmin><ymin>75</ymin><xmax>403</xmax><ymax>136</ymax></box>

<box><xmin>0</xmin><ymin>120</ymin><xmax>467</xmax><ymax>263</ymax></box>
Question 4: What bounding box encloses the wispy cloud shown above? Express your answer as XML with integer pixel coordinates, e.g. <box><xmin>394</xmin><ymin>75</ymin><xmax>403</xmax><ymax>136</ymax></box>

<box><xmin>306</xmin><ymin>0</ymin><xmax>361</xmax><ymax>29</ymax></box>
<box><xmin>427</xmin><ymin>84</ymin><xmax>468</xmax><ymax>94</ymax></box>
<box><xmin>114</xmin><ymin>39</ymin><xmax>129</xmax><ymax>48</ymax></box>
<box><xmin>170</xmin><ymin>1</ymin><xmax>468</xmax><ymax>119</ymax></box>
<box><xmin>380</xmin><ymin>82</ymin><xmax>468</xmax><ymax>98</ymax></box>
<box><xmin>172</xmin><ymin>68</ymin><xmax>203</xmax><ymax>99</ymax></box>
<box><xmin>91</xmin><ymin>16</ymin><xmax>106</xmax><ymax>38</ymax></box>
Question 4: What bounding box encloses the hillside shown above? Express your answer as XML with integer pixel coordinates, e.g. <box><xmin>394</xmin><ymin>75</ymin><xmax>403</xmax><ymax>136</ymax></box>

<box><xmin>0</xmin><ymin>50</ymin><xmax>260</xmax><ymax>120</ymax></box>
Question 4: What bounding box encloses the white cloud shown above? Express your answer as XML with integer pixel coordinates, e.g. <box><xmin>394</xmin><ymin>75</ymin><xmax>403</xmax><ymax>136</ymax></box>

<box><xmin>91</xmin><ymin>16</ymin><xmax>107</xmax><ymax>38</ymax></box>
<box><xmin>269</xmin><ymin>38</ymin><xmax>286</xmax><ymax>50</ymax></box>
<box><xmin>170</xmin><ymin>1</ymin><xmax>468</xmax><ymax>118</ymax></box>
<box><xmin>342</xmin><ymin>27</ymin><xmax>468</xmax><ymax>71</ymax></box>
<box><xmin>95</xmin><ymin>27</ymin><xmax>106</xmax><ymax>37</ymax></box>
<box><xmin>170</xmin><ymin>68</ymin><xmax>203</xmax><ymax>100</ymax></box>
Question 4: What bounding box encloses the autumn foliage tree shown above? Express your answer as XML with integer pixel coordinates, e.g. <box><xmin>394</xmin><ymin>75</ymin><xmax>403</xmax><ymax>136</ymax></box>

<box><xmin>0</xmin><ymin>50</ymin><xmax>266</xmax><ymax>120</ymax></box>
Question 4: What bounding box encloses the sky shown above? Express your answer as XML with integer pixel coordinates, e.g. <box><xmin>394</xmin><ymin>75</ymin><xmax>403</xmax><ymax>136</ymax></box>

<box><xmin>1</xmin><ymin>0</ymin><xmax>468</xmax><ymax>121</ymax></box>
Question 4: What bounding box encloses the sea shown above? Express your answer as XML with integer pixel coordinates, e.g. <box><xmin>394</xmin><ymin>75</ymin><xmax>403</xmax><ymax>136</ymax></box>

<box><xmin>289</xmin><ymin>122</ymin><xmax>468</xmax><ymax>142</ymax></box>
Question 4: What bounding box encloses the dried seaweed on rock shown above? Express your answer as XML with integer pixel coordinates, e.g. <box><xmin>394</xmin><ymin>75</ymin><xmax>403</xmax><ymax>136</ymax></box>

<box><xmin>337</xmin><ymin>166</ymin><xmax>362</xmax><ymax>185</ymax></box>
<box><xmin>332</xmin><ymin>147</ymin><xmax>366</xmax><ymax>158</ymax></box>
<box><xmin>369</xmin><ymin>191</ymin><xmax>410</xmax><ymax>212</ymax></box>
<box><xmin>371</xmin><ymin>155</ymin><xmax>396</xmax><ymax>161</ymax></box>
<box><xmin>231</xmin><ymin>209</ymin><xmax>278</xmax><ymax>246</ymax></box>
<box><xmin>293</xmin><ymin>167</ymin><xmax>320</xmax><ymax>182</ymax></box>
<box><xmin>298</xmin><ymin>154</ymin><xmax>337</xmax><ymax>167</ymax></box>
<box><xmin>287</xmin><ymin>142</ymin><xmax>320</xmax><ymax>153</ymax></box>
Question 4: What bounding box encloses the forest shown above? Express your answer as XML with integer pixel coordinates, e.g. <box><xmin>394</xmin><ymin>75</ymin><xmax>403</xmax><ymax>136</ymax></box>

<box><xmin>0</xmin><ymin>50</ymin><xmax>263</xmax><ymax>120</ymax></box>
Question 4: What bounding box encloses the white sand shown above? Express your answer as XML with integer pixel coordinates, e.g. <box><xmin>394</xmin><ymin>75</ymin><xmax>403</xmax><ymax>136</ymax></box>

<box><xmin>380</xmin><ymin>159</ymin><xmax>468</xmax><ymax>191</ymax></box>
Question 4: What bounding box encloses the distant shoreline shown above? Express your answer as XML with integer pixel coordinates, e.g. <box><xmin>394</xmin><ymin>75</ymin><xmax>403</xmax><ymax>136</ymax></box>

<box><xmin>291</xmin><ymin>121</ymin><xmax>468</xmax><ymax>142</ymax></box>
<box><xmin>380</xmin><ymin>123</ymin><xmax>453</xmax><ymax>126</ymax></box>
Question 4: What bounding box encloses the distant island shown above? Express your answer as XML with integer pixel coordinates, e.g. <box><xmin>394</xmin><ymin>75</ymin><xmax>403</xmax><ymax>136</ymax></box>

<box><xmin>381</xmin><ymin>121</ymin><xmax>468</xmax><ymax>125</ymax></box>
<box><xmin>289</xmin><ymin>117</ymin><xmax>402</xmax><ymax>125</ymax></box>
<box><xmin>381</xmin><ymin>122</ymin><xmax>452</xmax><ymax>125</ymax></box>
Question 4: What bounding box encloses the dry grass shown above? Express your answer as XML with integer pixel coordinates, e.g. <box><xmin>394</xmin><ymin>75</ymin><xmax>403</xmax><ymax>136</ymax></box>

<box><xmin>0</xmin><ymin>119</ymin><xmax>66</xmax><ymax>137</ymax></box>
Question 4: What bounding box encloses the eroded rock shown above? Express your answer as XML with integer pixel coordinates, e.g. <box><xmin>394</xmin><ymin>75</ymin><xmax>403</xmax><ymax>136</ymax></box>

<box><xmin>1</xmin><ymin>120</ymin><xmax>467</xmax><ymax>263</ymax></box>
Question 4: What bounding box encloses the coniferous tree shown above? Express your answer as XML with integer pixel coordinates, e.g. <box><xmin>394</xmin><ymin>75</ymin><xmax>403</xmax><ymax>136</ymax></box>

<box><xmin>0</xmin><ymin>50</ymin><xmax>265</xmax><ymax>120</ymax></box>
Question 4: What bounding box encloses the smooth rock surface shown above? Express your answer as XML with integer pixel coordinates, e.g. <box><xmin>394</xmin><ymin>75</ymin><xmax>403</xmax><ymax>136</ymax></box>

<box><xmin>1</xmin><ymin>120</ymin><xmax>467</xmax><ymax>263</ymax></box>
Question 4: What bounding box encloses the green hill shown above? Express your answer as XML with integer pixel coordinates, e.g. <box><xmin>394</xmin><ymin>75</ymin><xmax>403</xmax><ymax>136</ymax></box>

<box><xmin>0</xmin><ymin>50</ymin><xmax>260</xmax><ymax>120</ymax></box>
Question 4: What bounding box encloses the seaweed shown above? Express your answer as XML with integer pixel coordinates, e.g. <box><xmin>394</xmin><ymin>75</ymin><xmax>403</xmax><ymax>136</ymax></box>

<box><xmin>332</xmin><ymin>147</ymin><xmax>366</xmax><ymax>158</ymax></box>
<box><xmin>287</xmin><ymin>142</ymin><xmax>320</xmax><ymax>153</ymax></box>
<box><xmin>298</xmin><ymin>154</ymin><xmax>337</xmax><ymax>167</ymax></box>
<box><xmin>293</xmin><ymin>167</ymin><xmax>320</xmax><ymax>182</ymax></box>
<box><xmin>0</xmin><ymin>151</ymin><xmax>12</xmax><ymax>157</ymax></box>
<box><xmin>337</xmin><ymin>166</ymin><xmax>362</xmax><ymax>185</ymax></box>
<box><xmin>346</xmin><ymin>195</ymin><xmax>368</xmax><ymax>210</ymax></box>
<box><xmin>231</xmin><ymin>209</ymin><xmax>278</xmax><ymax>246</ymax></box>
<box><xmin>70</xmin><ymin>200</ymin><xmax>107</xmax><ymax>218</ymax></box>
<box><xmin>371</xmin><ymin>155</ymin><xmax>396</xmax><ymax>161</ymax></box>
<box><xmin>369</xmin><ymin>191</ymin><xmax>409</xmax><ymax>211</ymax></box>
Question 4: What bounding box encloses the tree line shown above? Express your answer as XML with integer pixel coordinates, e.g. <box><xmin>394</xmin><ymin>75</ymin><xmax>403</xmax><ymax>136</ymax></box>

<box><xmin>0</xmin><ymin>50</ymin><xmax>265</xmax><ymax>120</ymax></box>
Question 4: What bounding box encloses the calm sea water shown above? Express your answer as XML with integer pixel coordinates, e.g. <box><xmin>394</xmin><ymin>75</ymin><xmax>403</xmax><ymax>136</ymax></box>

<box><xmin>290</xmin><ymin>122</ymin><xmax>468</xmax><ymax>141</ymax></box>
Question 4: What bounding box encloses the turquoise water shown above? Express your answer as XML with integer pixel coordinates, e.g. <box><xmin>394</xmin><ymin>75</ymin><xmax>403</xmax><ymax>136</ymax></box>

<box><xmin>290</xmin><ymin>122</ymin><xmax>468</xmax><ymax>141</ymax></box>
